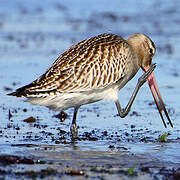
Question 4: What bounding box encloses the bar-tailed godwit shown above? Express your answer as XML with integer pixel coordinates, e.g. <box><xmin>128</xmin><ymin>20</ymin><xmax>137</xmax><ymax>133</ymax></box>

<box><xmin>8</xmin><ymin>33</ymin><xmax>173</xmax><ymax>138</ymax></box>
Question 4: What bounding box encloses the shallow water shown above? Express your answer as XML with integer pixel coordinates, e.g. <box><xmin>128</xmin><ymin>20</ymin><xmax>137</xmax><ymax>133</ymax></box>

<box><xmin>0</xmin><ymin>0</ymin><xmax>180</xmax><ymax>179</ymax></box>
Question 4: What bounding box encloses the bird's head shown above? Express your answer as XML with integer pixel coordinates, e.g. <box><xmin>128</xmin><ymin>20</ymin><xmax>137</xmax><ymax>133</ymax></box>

<box><xmin>127</xmin><ymin>33</ymin><xmax>156</xmax><ymax>70</ymax></box>
<box><xmin>127</xmin><ymin>33</ymin><xmax>173</xmax><ymax>128</ymax></box>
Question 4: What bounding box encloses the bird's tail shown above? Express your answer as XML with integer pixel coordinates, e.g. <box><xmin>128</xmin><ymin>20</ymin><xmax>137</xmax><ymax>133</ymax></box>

<box><xmin>7</xmin><ymin>83</ymin><xmax>34</xmax><ymax>97</ymax></box>
<box><xmin>7</xmin><ymin>82</ymin><xmax>57</xmax><ymax>98</ymax></box>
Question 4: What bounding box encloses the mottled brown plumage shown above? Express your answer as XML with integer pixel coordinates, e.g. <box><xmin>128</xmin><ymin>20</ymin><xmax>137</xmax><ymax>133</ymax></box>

<box><xmin>8</xmin><ymin>33</ymin><xmax>172</xmax><ymax>138</ymax></box>
<box><xmin>11</xmin><ymin>34</ymin><xmax>137</xmax><ymax>96</ymax></box>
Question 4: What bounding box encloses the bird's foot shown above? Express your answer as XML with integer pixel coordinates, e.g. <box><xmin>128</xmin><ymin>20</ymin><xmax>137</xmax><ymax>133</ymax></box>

<box><xmin>70</xmin><ymin>123</ymin><xmax>78</xmax><ymax>140</ymax></box>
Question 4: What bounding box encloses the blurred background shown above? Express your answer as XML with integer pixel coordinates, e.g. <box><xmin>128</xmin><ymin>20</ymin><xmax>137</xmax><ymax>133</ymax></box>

<box><xmin>0</xmin><ymin>0</ymin><xmax>180</xmax><ymax>175</ymax></box>
<box><xmin>0</xmin><ymin>0</ymin><xmax>180</xmax><ymax>179</ymax></box>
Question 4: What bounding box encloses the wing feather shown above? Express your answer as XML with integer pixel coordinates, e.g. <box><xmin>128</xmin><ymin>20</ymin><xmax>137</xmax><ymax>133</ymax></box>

<box><xmin>11</xmin><ymin>33</ymin><xmax>132</xmax><ymax>97</ymax></box>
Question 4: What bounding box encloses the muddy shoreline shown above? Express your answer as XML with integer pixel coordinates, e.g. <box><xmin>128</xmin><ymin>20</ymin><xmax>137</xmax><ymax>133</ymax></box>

<box><xmin>1</xmin><ymin>0</ymin><xmax>180</xmax><ymax>179</ymax></box>
<box><xmin>0</xmin><ymin>143</ymin><xmax>180</xmax><ymax>179</ymax></box>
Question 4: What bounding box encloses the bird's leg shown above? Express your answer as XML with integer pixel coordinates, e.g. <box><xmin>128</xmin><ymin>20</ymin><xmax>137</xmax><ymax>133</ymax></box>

<box><xmin>70</xmin><ymin>106</ymin><xmax>80</xmax><ymax>139</ymax></box>
<box><xmin>115</xmin><ymin>64</ymin><xmax>156</xmax><ymax>118</ymax></box>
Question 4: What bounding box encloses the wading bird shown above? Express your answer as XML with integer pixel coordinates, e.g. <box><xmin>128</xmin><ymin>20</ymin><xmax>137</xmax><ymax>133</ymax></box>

<box><xmin>8</xmin><ymin>33</ymin><xmax>173</xmax><ymax>138</ymax></box>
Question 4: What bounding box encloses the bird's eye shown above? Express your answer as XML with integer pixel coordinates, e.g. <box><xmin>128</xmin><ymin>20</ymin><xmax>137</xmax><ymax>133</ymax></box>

<box><xmin>149</xmin><ymin>48</ymin><xmax>153</xmax><ymax>54</ymax></box>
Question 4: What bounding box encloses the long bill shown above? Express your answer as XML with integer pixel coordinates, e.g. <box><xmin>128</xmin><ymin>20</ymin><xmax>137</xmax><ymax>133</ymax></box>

<box><xmin>144</xmin><ymin>68</ymin><xmax>173</xmax><ymax>128</ymax></box>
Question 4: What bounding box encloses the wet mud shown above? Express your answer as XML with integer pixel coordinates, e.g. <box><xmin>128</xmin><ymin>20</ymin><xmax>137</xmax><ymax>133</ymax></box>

<box><xmin>1</xmin><ymin>0</ymin><xmax>180</xmax><ymax>179</ymax></box>
<box><xmin>0</xmin><ymin>150</ymin><xmax>180</xmax><ymax>180</ymax></box>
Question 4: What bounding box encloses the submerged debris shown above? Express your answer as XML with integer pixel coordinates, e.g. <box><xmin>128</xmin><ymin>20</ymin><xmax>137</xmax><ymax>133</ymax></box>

<box><xmin>8</xmin><ymin>109</ymin><xmax>13</xmax><ymax>120</ymax></box>
<box><xmin>23</xmin><ymin>116</ymin><xmax>36</xmax><ymax>123</ymax></box>
<box><xmin>53</xmin><ymin>111</ymin><xmax>68</xmax><ymax>122</ymax></box>
<box><xmin>65</xmin><ymin>170</ymin><xmax>84</xmax><ymax>176</ymax></box>
<box><xmin>0</xmin><ymin>155</ymin><xmax>34</xmax><ymax>166</ymax></box>
<box><xmin>158</xmin><ymin>133</ymin><xmax>169</xmax><ymax>142</ymax></box>
<box><xmin>127</xmin><ymin>167</ymin><xmax>135</xmax><ymax>176</ymax></box>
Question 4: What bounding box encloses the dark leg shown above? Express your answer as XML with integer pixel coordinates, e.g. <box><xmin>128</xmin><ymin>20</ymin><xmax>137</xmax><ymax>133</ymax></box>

<box><xmin>70</xmin><ymin>106</ymin><xmax>80</xmax><ymax>139</ymax></box>
<box><xmin>115</xmin><ymin>64</ymin><xmax>156</xmax><ymax>118</ymax></box>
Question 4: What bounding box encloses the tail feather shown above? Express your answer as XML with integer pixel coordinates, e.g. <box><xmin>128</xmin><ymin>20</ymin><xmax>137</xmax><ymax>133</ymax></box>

<box><xmin>7</xmin><ymin>83</ymin><xmax>33</xmax><ymax>97</ymax></box>
<box><xmin>7</xmin><ymin>83</ymin><xmax>57</xmax><ymax>98</ymax></box>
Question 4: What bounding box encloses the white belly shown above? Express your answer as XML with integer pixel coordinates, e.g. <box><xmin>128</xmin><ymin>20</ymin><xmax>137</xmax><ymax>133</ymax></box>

<box><xmin>27</xmin><ymin>87</ymin><xmax>119</xmax><ymax>111</ymax></box>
